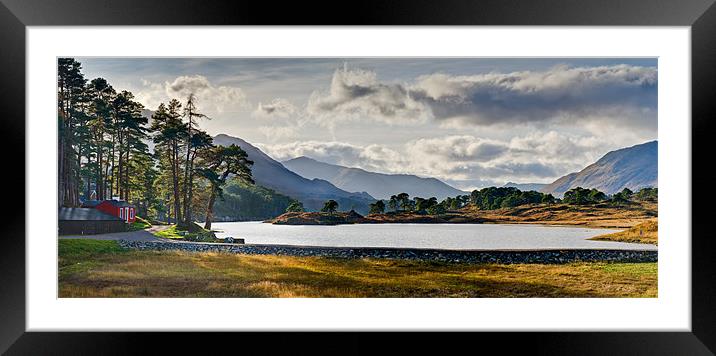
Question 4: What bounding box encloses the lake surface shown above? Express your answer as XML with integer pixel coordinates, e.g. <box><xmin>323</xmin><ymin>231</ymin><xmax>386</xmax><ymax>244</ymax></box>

<box><xmin>212</xmin><ymin>222</ymin><xmax>657</xmax><ymax>251</ymax></box>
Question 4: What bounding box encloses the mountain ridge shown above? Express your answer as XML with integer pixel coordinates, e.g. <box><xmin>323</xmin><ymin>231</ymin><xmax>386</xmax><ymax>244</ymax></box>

<box><xmin>541</xmin><ymin>140</ymin><xmax>657</xmax><ymax>196</ymax></box>
<box><xmin>212</xmin><ymin>134</ymin><xmax>375</xmax><ymax>213</ymax></box>
<box><xmin>282</xmin><ymin>156</ymin><xmax>466</xmax><ymax>200</ymax></box>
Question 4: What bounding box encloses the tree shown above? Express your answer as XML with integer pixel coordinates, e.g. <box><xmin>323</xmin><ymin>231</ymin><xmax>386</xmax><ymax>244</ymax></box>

<box><xmin>151</xmin><ymin>100</ymin><xmax>188</xmax><ymax>223</ymax></box>
<box><xmin>634</xmin><ymin>187</ymin><xmax>658</xmax><ymax>201</ymax></box>
<box><xmin>369</xmin><ymin>200</ymin><xmax>386</xmax><ymax>214</ymax></box>
<box><xmin>588</xmin><ymin>188</ymin><xmax>607</xmax><ymax>202</ymax></box>
<box><xmin>57</xmin><ymin>58</ymin><xmax>88</xmax><ymax>207</ymax></box>
<box><xmin>563</xmin><ymin>187</ymin><xmax>606</xmax><ymax>205</ymax></box>
<box><xmin>396</xmin><ymin>192</ymin><xmax>410</xmax><ymax>211</ymax></box>
<box><xmin>321</xmin><ymin>200</ymin><xmax>339</xmax><ymax>214</ymax></box>
<box><xmin>470</xmin><ymin>190</ymin><xmax>482</xmax><ymax>206</ymax></box>
<box><xmin>500</xmin><ymin>195</ymin><xmax>522</xmax><ymax>208</ymax></box>
<box><xmin>181</xmin><ymin>93</ymin><xmax>211</xmax><ymax>226</ymax></box>
<box><xmin>286</xmin><ymin>201</ymin><xmax>305</xmax><ymax>213</ymax></box>
<box><xmin>198</xmin><ymin>144</ymin><xmax>254</xmax><ymax>230</ymax></box>
<box><xmin>563</xmin><ymin>187</ymin><xmax>590</xmax><ymax>205</ymax></box>
<box><xmin>541</xmin><ymin>193</ymin><xmax>556</xmax><ymax>205</ymax></box>
<box><xmin>427</xmin><ymin>203</ymin><xmax>446</xmax><ymax>215</ymax></box>
<box><xmin>388</xmin><ymin>195</ymin><xmax>399</xmax><ymax>212</ymax></box>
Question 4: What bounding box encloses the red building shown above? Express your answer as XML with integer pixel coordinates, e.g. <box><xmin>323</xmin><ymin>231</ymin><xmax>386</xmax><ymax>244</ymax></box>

<box><xmin>86</xmin><ymin>200</ymin><xmax>137</xmax><ymax>223</ymax></box>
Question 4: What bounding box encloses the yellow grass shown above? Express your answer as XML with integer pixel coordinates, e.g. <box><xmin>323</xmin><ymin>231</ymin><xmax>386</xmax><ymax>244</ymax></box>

<box><xmin>590</xmin><ymin>219</ymin><xmax>658</xmax><ymax>245</ymax></box>
<box><xmin>467</xmin><ymin>201</ymin><xmax>657</xmax><ymax>229</ymax></box>
<box><xmin>59</xmin><ymin>240</ymin><xmax>657</xmax><ymax>298</ymax></box>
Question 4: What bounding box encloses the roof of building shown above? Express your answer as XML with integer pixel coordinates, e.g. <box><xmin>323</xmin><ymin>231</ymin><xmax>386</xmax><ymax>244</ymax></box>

<box><xmin>59</xmin><ymin>207</ymin><xmax>124</xmax><ymax>221</ymax></box>
<box><xmin>101</xmin><ymin>200</ymin><xmax>134</xmax><ymax>207</ymax></box>
<box><xmin>81</xmin><ymin>200</ymin><xmax>102</xmax><ymax>208</ymax></box>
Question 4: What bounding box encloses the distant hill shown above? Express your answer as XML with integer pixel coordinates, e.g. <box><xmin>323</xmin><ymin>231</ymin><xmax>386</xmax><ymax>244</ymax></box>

<box><xmin>541</xmin><ymin>141</ymin><xmax>657</xmax><ymax>196</ymax></box>
<box><xmin>503</xmin><ymin>182</ymin><xmax>548</xmax><ymax>192</ymax></box>
<box><xmin>282</xmin><ymin>156</ymin><xmax>466</xmax><ymax>200</ymax></box>
<box><xmin>212</xmin><ymin>180</ymin><xmax>296</xmax><ymax>221</ymax></box>
<box><xmin>212</xmin><ymin>134</ymin><xmax>375</xmax><ymax>214</ymax></box>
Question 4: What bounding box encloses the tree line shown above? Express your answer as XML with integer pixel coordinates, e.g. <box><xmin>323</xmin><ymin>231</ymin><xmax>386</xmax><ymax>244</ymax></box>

<box><xmin>58</xmin><ymin>58</ymin><xmax>254</xmax><ymax>230</ymax></box>
<box><xmin>293</xmin><ymin>186</ymin><xmax>658</xmax><ymax>216</ymax></box>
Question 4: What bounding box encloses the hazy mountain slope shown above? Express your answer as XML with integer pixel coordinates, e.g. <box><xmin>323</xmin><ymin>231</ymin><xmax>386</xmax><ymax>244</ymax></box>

<box><xmin>503</xmin><ymin>182</ymin><xmax>548</xmax><ymax>192</ymax></box>
<box><xmin>282</xmin><ymin>156</ymin><xmax>466</xmax><ymax>200</ymax></box>
<box><xmin>212</xmin><ymin>134</ymin><xmax>375</xmax><ymax>213</ymax></box>
<box><xmin>541</xmin><ymin>141</ymin><xmax>657</xmax><ymax>196</ymax></box>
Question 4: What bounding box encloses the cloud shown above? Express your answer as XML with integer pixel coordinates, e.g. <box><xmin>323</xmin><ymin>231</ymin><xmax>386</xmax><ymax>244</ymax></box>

<box><xmin>306</xmin><ymin>65</ymin><xmax>430</xmax><ymax>126</ymax></box>
<box><xmin>406</xmin><ymin>136</ymin><xmax>509</xmax><ymax>162</ymax></box>
<box><xmin>136</xmin><ymin>75</ymin><xmax>249</xmax><ymax>114</ymax></box>
<box><xmin>258</xmin><ymin>126</ymin><xmax>298</xmax><ymax>141</ymax></box>
<box><xmin>252</xmin><ymin>98</ymin><xmax>299</xmax><ymax>120</ymax></box>
<box><xmin>302</xmin><ymin>64</ymin><xmax>657</xmax><ymax>130</ymax></box>
<box><xmin>410</xmin><ymin>64</ymin><xmax>657</xmax><ymax>126</ymax></box>
<box><xmin>259</xmin><ymin>129</ymin><xmax>630</xmax><ymax>186</ymax></box>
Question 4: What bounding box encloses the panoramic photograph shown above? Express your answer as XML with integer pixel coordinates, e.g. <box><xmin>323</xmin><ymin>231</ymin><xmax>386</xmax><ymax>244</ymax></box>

<box><xmin>57</xmin><ymin>57</ymin><xmax>658</xmax><ymax>298</ymax></box>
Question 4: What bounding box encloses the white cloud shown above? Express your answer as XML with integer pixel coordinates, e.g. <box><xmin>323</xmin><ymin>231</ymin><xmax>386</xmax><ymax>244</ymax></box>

<box><xmin>252</xmin><ymin>98</ymin><xmax>299</xmax><ymax>120</ymax></box>
<box><xmin>136</xmin><ymin>75</ymin><xmax>249</xmax><ymax>114</ymax></box>
<box><xmin>306</xmin><ymin>65</ymin><xmax>430</xmax><ymax>127</ymax></box>
<box><xmin>302</xmin><ymin>64</ymin><xmax>657</xmax><ymax>130</ymax></box>
<box><xmin>259</xmin><ymin>130</ymin><xmax>638</xmax><ymax>185</ymax></box>
<box><xmin>257</xmin><ymin>126</ymin><xmax>299</xmax><ymax>141</ymax></box>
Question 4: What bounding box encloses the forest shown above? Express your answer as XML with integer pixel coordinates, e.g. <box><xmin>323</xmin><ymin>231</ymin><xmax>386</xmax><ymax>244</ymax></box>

<box><xmin>57</xmin><ymin>58</ymin><xmax>291</xmax><ymax>228</ymax></box>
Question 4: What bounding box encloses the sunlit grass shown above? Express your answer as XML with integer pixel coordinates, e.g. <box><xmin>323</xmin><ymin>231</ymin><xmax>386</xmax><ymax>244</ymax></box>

<box><xmin>128</xmin><ymin>216</ymin><xmax>152</xmax><ymax>231</ymax></box>
<box><xmin>58</xmin><ymin>240</ymin><xmax>657</xmax><ymax>298</ymax></box>
<box><xmin>590</xmin><ymin>220</ymin><xmax>658</xmax><ymax>245</ymax></box>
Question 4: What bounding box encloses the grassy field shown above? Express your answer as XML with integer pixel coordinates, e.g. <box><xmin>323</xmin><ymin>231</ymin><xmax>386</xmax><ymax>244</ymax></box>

<box><xmin>590</xmin><ymin>220</ymin><xmax>658</xmax><ymax>245</ymax></box>
<box><xmin>59</xmin><ymin>239</ymin><xmax>657</xmax><ymax>298</ymax></box>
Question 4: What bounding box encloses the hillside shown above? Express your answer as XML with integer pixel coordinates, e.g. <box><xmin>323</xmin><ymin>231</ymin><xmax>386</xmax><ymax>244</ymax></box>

<box><xmin>211</xmin><ymin>180</ymin><xmax>296</xmax><ymax>221</ymax></box>
<box><xmin>282</xmin><ymin>156</ymin><xmax>465</xmax><ymax>200</ymax></box>
<box><xmin>212</xmin><ymin>134</ymin><xmax>375</xmax><ymax>214</ymax></box>
<box><xmin>542</xmin><ymin>141</ymin><xmax>657</xmax><ymax>196</ymax></box>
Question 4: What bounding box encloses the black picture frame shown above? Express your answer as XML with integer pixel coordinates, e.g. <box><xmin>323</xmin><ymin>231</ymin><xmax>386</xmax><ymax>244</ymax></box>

<box><xmin>2</xmin><ymin>0</ymin><xmax>715</xmax><ymax>354</ymax></box>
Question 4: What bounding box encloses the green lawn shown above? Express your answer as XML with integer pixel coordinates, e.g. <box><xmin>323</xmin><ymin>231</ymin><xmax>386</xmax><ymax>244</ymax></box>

<box><xmin>58</xmin><ymin>239</ymin><xmax>657</xmax><ymax>298</ymax></box>
<box><xmin>128</xmin><ymin>216</ymin><xmax>152</xmax><ymax>231</ymax></box>
<box><xmin>151</xmin><ymin>224</ymin><xmax>219</xmax><ymax>242</ymax></box>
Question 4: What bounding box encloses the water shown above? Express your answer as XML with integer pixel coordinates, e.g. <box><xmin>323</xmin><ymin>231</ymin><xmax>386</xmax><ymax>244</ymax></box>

<box><xmin>212</xmin><ymin>222</ymin><xmax>657</xmax><ymax>251</ymax></box>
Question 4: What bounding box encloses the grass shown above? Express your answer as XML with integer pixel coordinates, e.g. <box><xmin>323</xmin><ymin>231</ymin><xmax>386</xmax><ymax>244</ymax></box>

<box><xmin>470</xmin><ymin>201</ymin><xmax>658</xmax><ymax>229</ymax></box>
<box><xmin>152</xmin><ymin>224</ymin><xmax>221</xmax><ymax>242</ymax></box>
<box><xmin>58</xmin><ymin>239</ymin><xmax>657</xmax><ymax>298</ymax></box>
<box><xmin>152</xmin><ymin>225</ymin><xmax>183</xmax><ymax>239</ymax></box>
<box><xmin>58</xmin><ymin>239</ymin><xmax>129</xmax><ymax>279</ymax></box>
<box><xmin>590</xmin><ymin>220</ymin><xmax>658</xmax><ymax>245</ymax></box>
<box><xmin>128</xmin><ymin>216</ymin><xmax>152</xmax><ymax>231</ymax></box>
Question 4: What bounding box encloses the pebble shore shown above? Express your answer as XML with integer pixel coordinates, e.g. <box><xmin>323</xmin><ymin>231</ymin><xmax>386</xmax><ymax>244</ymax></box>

<box><xmin>117</xmin><ymin>240</ymin><xmax>657</xmax><ymax>264</ymax></box>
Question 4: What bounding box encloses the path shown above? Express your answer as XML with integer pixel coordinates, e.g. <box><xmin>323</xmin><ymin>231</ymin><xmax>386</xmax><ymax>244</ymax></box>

<box><xmin>59</xmin><ymin>225</ymin><xmax>171</xmax><ymax>242</ymax></box>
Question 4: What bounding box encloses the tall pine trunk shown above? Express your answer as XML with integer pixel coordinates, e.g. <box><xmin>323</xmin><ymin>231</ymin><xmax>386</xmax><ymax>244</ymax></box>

<box><xmin>203</xmin><ymin>185</ymin><xmax>217</xmax><ymax>230</ymax></box>
<box><xmin>204</xmin><ymin>171</ymin><xmax>229</xmax><ymax>230</ymax></box>
<box><xmin>171</xmin><ymin>140</ymin><xmax>182</xmax><ymax>224</ymax></box>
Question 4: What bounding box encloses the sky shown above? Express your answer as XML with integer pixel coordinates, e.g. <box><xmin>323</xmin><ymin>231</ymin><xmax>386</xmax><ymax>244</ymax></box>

<box><xmin>76</xmin><ymin>57</ymin><xmax>658</xmax><ymax>190</ymax></box>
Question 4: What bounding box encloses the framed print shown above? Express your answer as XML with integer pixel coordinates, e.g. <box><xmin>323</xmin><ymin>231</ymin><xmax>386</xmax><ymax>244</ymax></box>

<box><xmin>2</xmin><ymin>0</ymin><xmax>716</xmax><ymax>354</ymax></box>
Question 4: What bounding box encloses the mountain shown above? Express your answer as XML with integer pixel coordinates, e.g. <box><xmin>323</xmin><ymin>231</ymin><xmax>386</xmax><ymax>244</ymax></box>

<box><xmin>541</xmin><ymin>141</ymin><xmax>657</xmax><ymax>196</ymax></box>
<box><xmin>282</xmin><ymin>156</ymin><xmax>466</xmax><ymax>200</ymax></box>
<box><xmin>503</xmin><ymin>182</ymin><xmax>548</xmax><ymax>192</ymax></box>
<box><xmin>212</xmin><ymin>134</ymin><xmax>375</xmax><ymax>214</ymax></box>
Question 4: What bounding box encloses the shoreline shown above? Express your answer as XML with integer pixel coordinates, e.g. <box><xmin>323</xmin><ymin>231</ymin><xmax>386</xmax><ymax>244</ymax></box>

<box><xmin>214</xmin><ymin>220</ymin><xmax>626</xmax><ymax>230</ymax></box>
<box><xmin>117</xmin><ymin>239</ymin><xmax>657</xmax><ymax>264</ymax></box>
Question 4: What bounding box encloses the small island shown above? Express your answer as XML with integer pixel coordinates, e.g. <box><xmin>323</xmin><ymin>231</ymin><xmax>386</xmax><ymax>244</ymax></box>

<box><xmin>266</xmin><ymin>210</ymin><xmax>487</xmax><ymax>225</ymax></box>
<box><xmin>266</xmin><ymin>187</ymin><xmax>658</xmax><ymax>230</ymax></box>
